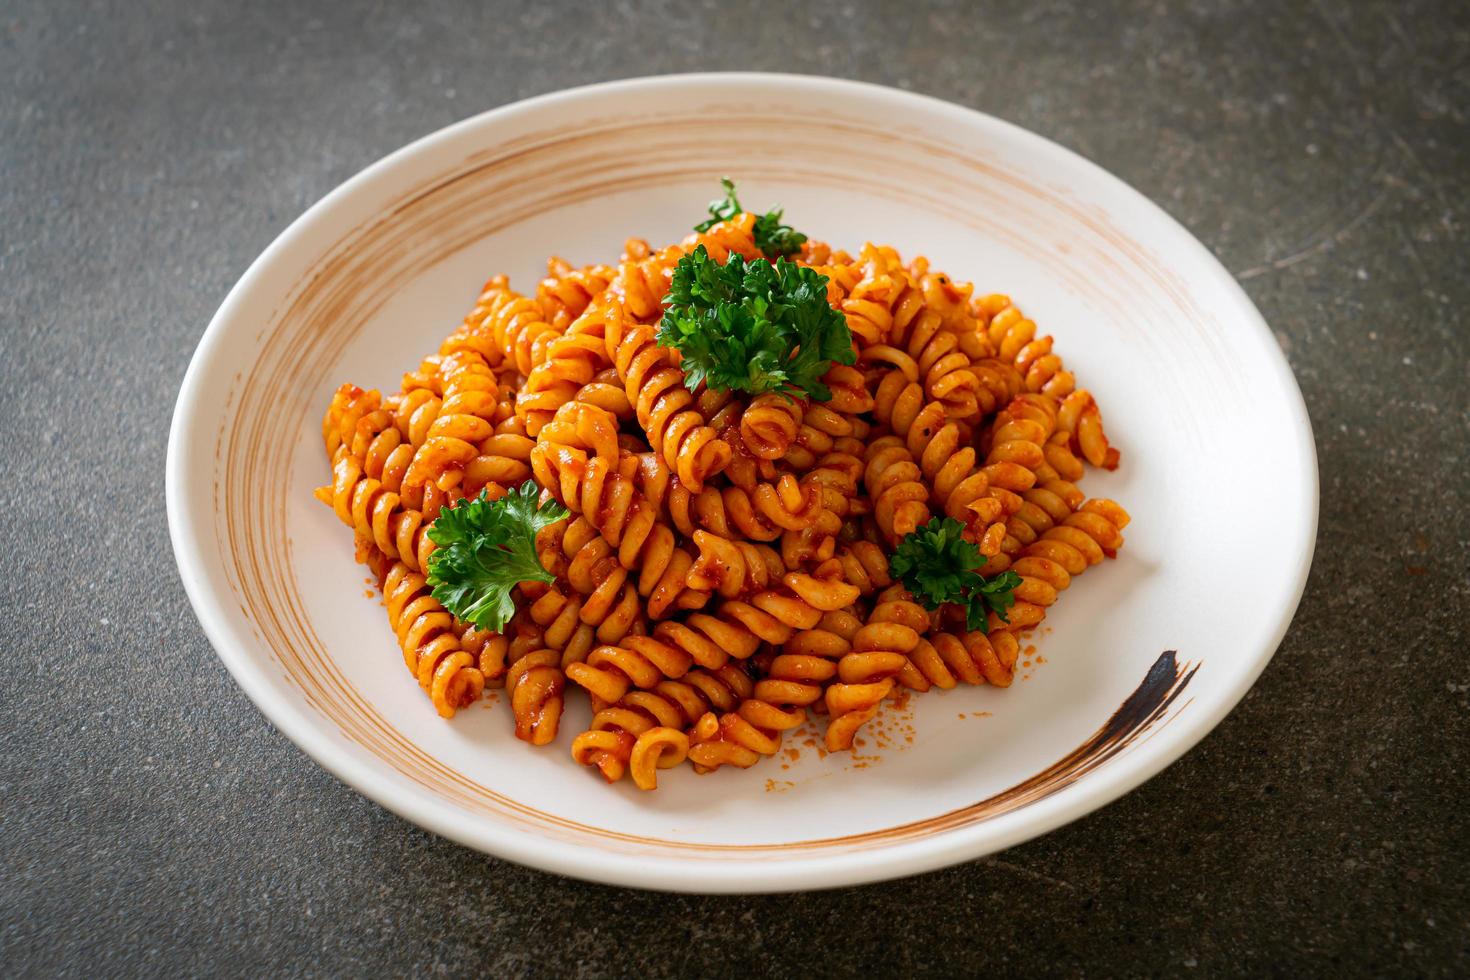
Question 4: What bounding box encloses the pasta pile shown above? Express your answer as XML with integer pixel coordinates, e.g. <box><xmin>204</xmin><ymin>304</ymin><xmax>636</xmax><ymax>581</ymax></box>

<box><xmin>316</xmin><ymin>196</ymin><xmax>1128</xmax><ymax>792</ymax></box>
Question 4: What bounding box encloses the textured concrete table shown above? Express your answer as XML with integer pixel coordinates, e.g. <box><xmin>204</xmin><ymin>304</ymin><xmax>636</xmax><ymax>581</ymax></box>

<box><xmin>4</xmin><ymin>1</ymin><xmax>1466</xmax><ymax>975</ymax></box>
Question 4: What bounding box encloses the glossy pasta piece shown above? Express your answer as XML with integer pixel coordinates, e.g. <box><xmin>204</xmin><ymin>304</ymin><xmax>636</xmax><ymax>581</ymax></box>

<box><xmin>403</xmin><ymin>354</ymin><xmax>532</xmax><ymax>518</ymax></box>
<box><xmin>883</xmin><ymin>307</ymin><xmax>983</xmax><ymax>424</ymax></box>
<box><xmin>862</xmin><ymin>437</ymin><xmax>931</xmax><ymax>542</ymax></box>
<box><xmin>608</xmin><ymin>244</ymin><xmax>678</xmax><ymax>321</ymax></box>
<box><xmin>832</xmin><ymin>540</ymin><xmax>892</xmax><ymax>596</ymax></box>
<box><xmin>823</xmin><ymin>679</ymin><xmax>894</xmax><ymax>753</ymax></box>
<box><xmin>686</xmin><ymin>531</ymin><xmax>785</xmax><ymax>598</ymax></box>
<box><xmin>516</xmin><ymin>299</ymin><xmax>622</xmax><ymax>436</ymax></box>
<box><xmin>981</xmin><ymin>295</ymin><xmax>1065</xmax><ymax>393</ymax></box>
<box><xmin>565</xmin><ymin>638</ymin><xmax>695</xmax><ymax>705</ymax></box>
<box><xmin>737</xmin><ymin>393</ymin><xmax>804</xmax><ymax>460</ymax></box>
<box><xmin>505</xmin><ymin>645</ymin><xmax>564</xmax><ymax>745</ymax></box>
<box><xmin>686</xmin><ymin>704</ymin><xmax>792</xmax><ymax>773</ymax></box>
<box><xmin>869</xmin><ymin>372</ymin><xmax>1018</xmax><ymax>537</ymax></box>
<box><xmin>979</xmin><ymin>294</ymin><xmax>1120</xmax><ymax>469</ymax></box>
<box><xmin>1058</xmin><ymin>389</ymin><xmax>1120</xmax><ymax>470</ymax></box>
<box><xmin>461</xmin><ymin>277</ymin><xmax>561</xmax><ymax>377</ymax></box>
<box><xmin>535</xmin><ymin>256</ymin><xmax>615</xmax><ymax>330</ymax></box>
<box><xmin>647</xmin><ymin>560</ymin><xmax>862</xmax><ymax>684</ymax></box>
<box><xmin>530</xmin><ymin>439</ymin><xmax>713</xmax><ymax>618</ymax></box>
<box><xmin>711</xmin><ymin>564</ymin><xmax>863</xmax><ymax>656</ymax></box>
<box><xmin>627</xmin><ymin>727</ymin><xmax>692</xmax><ymax>791</ymax></box>
<box><xmin>321</xmin><ymin>382</ymin><xmax>382</xmax><ymax>463</ymax></box>
<box><xmin>809</xmin><ymin>258</ymin><xmax>862</xmax><ymax>309</ymax></box>
<box><xmin>818</xmin><ymin>589</ymin><xmax>929</xmax><ymax>751</ymax></box>
<box><xmin>570</xmin><ymin>664</ymin><xmax>755</xmax><ymax>783</ymax></box>
<box><xmin>917</xmin><ymin>268</ymin><xmax>984</xmax><ymax>342</ymax></box>
<box><xmin>1021</xmin><ymin>499</ymin><xmax>1130</xmax><ymax>573</ymax></box>
<box><xmin>602</xmin><ymin>301</ymin><xmax>732</xmax><ymax>492</ymax></box>
<box><xmin>978</xmin><ymin>405</ymin><xmax>1080</xmax><ymax>561</ymax></box>
<box><xmin>846</xmin><ymin>245</ymin><xmax>986</xmax><ymax>420</ymax></box>
<box><xmin>621</xmin><ymin>417</ymin><xmax>830</xmax><ymax>542</ymax></box>
<box><xmin>759</xmin><ymin>608</ymin><xmax>864</xmax><ymax>710</ymax></box>
<box><xmin>904</xmin><ymin>629</ymin><xmax>1023</xmax><ymax>690</ymax></box>
<box><xmin>459</xmin><ymin>624</ymin><xmax>510</xmax><ymax>687</ymax></box>
<box><xmin>985</xmin><ymin>499</ymin><xmax>1131</xmax><ymax>633</ymax></box>
<box><xmin>777</xmin><ymin>452</ymin><xmax>852</xmax><ymax>568</ymax></box>
<box><xmin>779</xmin><ymin>405</ymin><xmax>845</xmax><ymax>473</ymax></box>
<box><xmin>686</xmin><ymin>212</ymin><xmax>762</xmax><ymax>264</ymax></box>
<box><xmin>533</xmin><ymin>400</ymin><xmax>622</xmax><ymax>467</ymax></box>
<box><xmin>364</xmin><ymin>546</ymin><xmax>485</xmax><ymax>719</ymax></box>
<box><xmin>879</xmin><ymin>384</ymin><xmax>996</xmax><ymax>521</ymax></box>
<box><xmin>665</xmin><ymin>474</ymin><xmax>828</xmax><ymax>544</ymax></box>
<box><xmin>317</xmin><ymin>433</ymin><xmax>434</xmax><ymax>574</ymax></box>
<box><xmin>820</xmin><ymin>363</ymin><xmax>876</xmax><ymax>416</ymax></box>
<box><xmin>316</xmin><ymin>380</ymin><xmax>530</xmax><ymax>573</ymax></box>
<box><xmin>544</xmin><ymin>514</ymin><xmax>684</xmax><ymax>633</ymax></box>
<box><xmin>532</xmin><ymin>522</ymin><xmax>648</xmax><ymax>654</ymax></box>
<box><xmin>519</xmin><ymin>581</ymin><xmax>597</xmax><ymax>667</ymax></box>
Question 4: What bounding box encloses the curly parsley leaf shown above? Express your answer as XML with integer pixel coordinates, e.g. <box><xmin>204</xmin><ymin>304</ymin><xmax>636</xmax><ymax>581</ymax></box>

<box><xmin>776</xmin><ymin>261</ymin><xmax>854</xmax><ymax>402</ymax></box>
<box><xmin>693</xmin><ymin>177</ymin><xmax>744</xmax><ymax>234</ymax></box>
<box><xmin>657</xmin><ymin>246</ymin><xmax>854</xmax><ymax>401</ymax></box>
<box><xmin>752</xmin><ymin>207</ymin><xmax>807</xmax><ymax>260</ymax></box>
<box><xmin>692</xmin><ymin>177</ymin><xmax>808</xmax><ymax>259</ymax></box>
<box><xmin>889</xmin><ymin>517</ymin><xmax>981</xmax><ymax>606</ymax></box>
<box><xmin>425</xmin><ymin>482</ymin><xmax>567</xmax><ymax>632</ymax></box>
<box><xmin>889</xmin><ymin>517</ymin><xmax>1023</xmax><ymax>634</ymax></box>
<box><xmin>968</xmin><ymin>568</ymin><xmax>1023</xmax><ymax>633</ymax></box>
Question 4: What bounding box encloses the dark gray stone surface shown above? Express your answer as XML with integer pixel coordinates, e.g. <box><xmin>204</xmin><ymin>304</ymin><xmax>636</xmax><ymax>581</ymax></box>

<box><xmin>2</xmin><ymin>0</ymin><xmax>1467</xmax><ymax>975</ymax></box>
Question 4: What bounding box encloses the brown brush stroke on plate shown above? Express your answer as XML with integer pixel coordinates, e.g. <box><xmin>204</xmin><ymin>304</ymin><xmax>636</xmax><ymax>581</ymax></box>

<box><xmin>791</xmin><ymin>650</ymin><xmax>1199</xmax><ymax>847</ymax></box>
<box><xmin>211</xmin><ymin>105</ymin><xmax>1213</xmax><ymax>858</ymax></box>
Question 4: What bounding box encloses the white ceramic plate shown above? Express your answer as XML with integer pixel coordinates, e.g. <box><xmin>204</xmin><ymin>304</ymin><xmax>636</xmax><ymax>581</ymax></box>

<box><xmin>167</xmin><ymin>73</ymin><xmax>1317</xmax><ymax>893</ymax></box>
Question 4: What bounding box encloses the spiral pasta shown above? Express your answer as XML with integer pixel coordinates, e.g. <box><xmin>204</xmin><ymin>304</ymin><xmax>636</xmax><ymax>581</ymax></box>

<box><xmin>366</xmin><ymin>546</ymin><xmax>485</xmax><ymax>719</ymax></box>
<box><xmin>315</xmin><ymin>207</ymin><xmax>1129</xmax><ymax>790</ymax></box>
<box><xmin>506</xmin><ymin>644</ymin><xmax>564</xmax><ymax>746</ymax></box>
<box><xmin>536</xmin><ymin>256</ymin><xmax>616</xmax><ymax>330</ymax></box>
<box><xmin>459</xmin><ymin>276</ymin><xmax>561</xmax><ymax>378</ymax></box>
<box><xmin>602</xmin><ymin>301</ymin><xmax>732</xmax><ymax>493</ymax></box>
<box><xmin>571</xmin><ymin>665</ymin><xmax>757</xmax><ymax>782</ymax></box>
<box><xmin>516</xmin><ymin>299</ymin><xmax>627</xmax><ymax>436</ymax></box>
<box><xmin>978</xmin><ymin>294</ymin><xmax>1120</xmax><ymax>469</ymax></box>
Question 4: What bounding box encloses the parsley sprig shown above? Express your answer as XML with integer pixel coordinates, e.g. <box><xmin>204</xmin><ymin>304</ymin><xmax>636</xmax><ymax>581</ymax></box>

<box><xmin>657</xmin><ymin>246</ymin><xmax>855</xmax><ymax>401</ymax></box>
<box><xmin>889</xmin><ymin>517</ymin><xmax>1023</xmax><ymax>633</ymax></box>
<box><xmin>425</xmin><ymin>482</ymin><xmax>567</xmax><ymax>632</ymax></box>
<box><xmin>693</xmin><ymin>177</ymin><xmax>808</xmax><ymax>259</ymax></box>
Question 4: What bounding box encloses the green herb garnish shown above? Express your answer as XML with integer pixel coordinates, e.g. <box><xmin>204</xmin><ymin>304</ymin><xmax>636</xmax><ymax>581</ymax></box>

<box><xmin>888</xmin><ymin>517</ymin><xmax>1023</xmax><ymax>633</ymax></box>
<box><xmin>657</xmin><ymin>245</ymin><xmax>854</xmax><ymax>401</ymax></box>
<box><xmin>693</xmin><ymin>177</ymin><xmax>808</xmax><ymax>259</ymax></box>
<box><xmin>425</xmin><ymin>482</ymin><xmax>567</xmax><ymax>632</ymax></box>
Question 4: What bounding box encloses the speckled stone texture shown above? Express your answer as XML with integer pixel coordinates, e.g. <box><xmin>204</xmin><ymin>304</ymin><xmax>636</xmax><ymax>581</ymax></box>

<box><xmin>2</xmin><ymin>0</ymin><xmax>1466</xmax><ymax>975</ymax></box>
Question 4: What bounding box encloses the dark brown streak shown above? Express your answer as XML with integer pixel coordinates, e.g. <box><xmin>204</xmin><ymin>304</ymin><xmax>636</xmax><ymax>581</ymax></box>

<box><xmin>784</xmin><ymin>649</ymin><xmax>1201</xmax><ymax>849</ymax></box>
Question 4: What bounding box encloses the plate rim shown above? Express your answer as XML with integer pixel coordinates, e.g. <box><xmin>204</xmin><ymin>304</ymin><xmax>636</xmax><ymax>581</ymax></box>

<box><xmin>166</xmin><ymin>71</ymin><xmax>1319</xmax><ymax>893</ymax></box>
